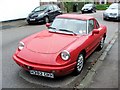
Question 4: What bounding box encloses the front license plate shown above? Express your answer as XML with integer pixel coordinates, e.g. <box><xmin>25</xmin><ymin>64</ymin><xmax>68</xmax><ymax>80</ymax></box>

<box><xmin>29</xmin><ymin>70</ymin><xmax>54</xmax><ymax>78</ymax></box>
<box><xmin>30</xmin><ymin>19</ymin><xmax>35</xmax><ymax>21</ymax></box>
<box><xmin>109</xmin><ymin>15</ymin><xmax>116</xmax><ymax>18</ymax></box>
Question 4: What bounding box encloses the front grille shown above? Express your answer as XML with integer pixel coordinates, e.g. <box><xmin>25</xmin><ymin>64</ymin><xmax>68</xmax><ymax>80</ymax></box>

<box><xmin>84</xmin><ymin>9</ymin><xmax>88</xmax><ymax>10</ymax></box>
<box><xmin>110</xmin><ymin>13</ymin><xmax>117</xmax><ymax>16</ymax></box>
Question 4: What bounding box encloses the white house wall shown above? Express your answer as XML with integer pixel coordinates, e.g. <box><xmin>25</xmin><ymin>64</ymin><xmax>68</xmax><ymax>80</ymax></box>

<box><xmin>0</xmin><ymin>0</ymin><xmax>40</xmax><ymax>21</ymax></box>
<box><xmin>41</xmin><ymin>0</ymin><xmax>57</xmax><ymax>2</ymax></box>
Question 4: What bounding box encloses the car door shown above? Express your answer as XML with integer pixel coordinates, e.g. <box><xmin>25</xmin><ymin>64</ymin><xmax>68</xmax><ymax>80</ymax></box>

<box><xmin>53</xmin><ymin>5</ymin><xmax>62</xmax><ymax>17</ymax></box>
<box><xmin>85</xmin><ymin>19</ymin><xmax>100</xmax><ymax>55</ymax></box>
<box><xmin>47</xmin><ymin>5</ymin><xmax>55</xmax><ymax>20</ymax></box>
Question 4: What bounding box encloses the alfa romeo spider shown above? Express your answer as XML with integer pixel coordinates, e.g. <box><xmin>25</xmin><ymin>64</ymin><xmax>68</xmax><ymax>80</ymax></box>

<box><xmin>13</xmin><ymin>14</ymin><xmax>107</xmax><ymax>78</ymax></box>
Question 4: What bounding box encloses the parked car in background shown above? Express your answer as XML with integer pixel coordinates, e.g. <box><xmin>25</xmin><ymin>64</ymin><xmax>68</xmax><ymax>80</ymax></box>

<box><xmin>81</xmin><ymin>4</ymin><xmax>96</xmax><ymax>13</ymax></box>
<box><xmin>103</xmin><ymin>3</ymin><xmax>120</xmax><ymax>21</ymax></box>
<box><xmin>26</xmin><ymin>4</ymin><xmax>62</xmax><ymax>24</ymax></box>
<box><xmin>13</xmin><ymin>14</ymin><xmax>107</xmax><ymax>78</ymax></box>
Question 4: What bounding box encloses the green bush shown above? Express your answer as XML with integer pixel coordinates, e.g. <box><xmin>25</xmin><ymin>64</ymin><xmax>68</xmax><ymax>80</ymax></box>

<box><xmin>96</xmin><ymin>4</ymin><xmax>110</xmax><ymax>10</ymax></box>
<box><xmin>63</xmin><ymin>2</ymin><xmax>84</xmax><ymax>13</ymax></box>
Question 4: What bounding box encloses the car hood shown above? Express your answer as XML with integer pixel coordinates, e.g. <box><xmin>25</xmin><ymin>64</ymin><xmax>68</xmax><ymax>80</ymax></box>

<box><xmin>105</xmin><ymin>9</ymin><xmax>118</xmax><ymax>14</ymax></box>
<box><xmin>26</xmin><ymin>30</ymin><xmax>78</xmax><ymax>54</ymax></box>
<box><xmin>82</xmin><ymin>6</ymin><xmax>92</xmax><ymax>10</ymax></box>
<box><xmin>29</xmin><ymin>11</ymin><xmax>44</xmax><ymax>17</ymax></box>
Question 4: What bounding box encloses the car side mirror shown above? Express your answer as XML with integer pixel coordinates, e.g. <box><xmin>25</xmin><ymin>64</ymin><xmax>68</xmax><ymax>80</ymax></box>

<box><xmin>106</xmin><ymin>7</ymin><xmax>108</xmax><ymax>9</ymax></box>
<box><xmin>46</xmin><ymin>23</ymin><xmax>50</xmax><ymax>28</ymax></box>
<box><xmin>92</xmin><ymin>29</ymin><xmax>99</xmax><ymax>35</ymax></box>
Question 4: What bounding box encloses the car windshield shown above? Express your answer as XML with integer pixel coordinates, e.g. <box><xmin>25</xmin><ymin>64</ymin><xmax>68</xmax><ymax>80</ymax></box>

<box><xmin>84</xmin><ymin>4</ymin><xmax>92</xmax><ymax>8</ymax></box>
<box><xmin>109</xmin><ymin>3</ymin><xmax>120</xmax><ymax>10</ymax></box>
<box><xmin>33</xmin><ymin>5</ymin><xmax>48</xmax><ymax>12</ymax></box>
<box><xmin>49</xmin><ymin>18</ymin><xmax>87</xmax><ymax>35</ymax></box>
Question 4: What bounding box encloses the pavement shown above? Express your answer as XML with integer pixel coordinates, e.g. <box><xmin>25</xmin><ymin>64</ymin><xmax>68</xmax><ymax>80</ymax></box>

<box><xmin>88</xmin><ymin>37</ymin><xmax>118</xmax><ymax>88</ymax></box>
<box><xmin>77</xmin><ymin>32</ymin><xmax>118</xmax><ymax>89</ymax></box>
<box><xmin>0</xmin><ymin>19</ymin><xmax>27</xmax><ymax>30</ymax></box>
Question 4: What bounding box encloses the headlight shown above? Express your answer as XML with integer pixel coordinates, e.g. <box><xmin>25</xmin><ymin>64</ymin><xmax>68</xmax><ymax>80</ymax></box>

<box><xmin>61</xmin><ymin>50</ymin><xmax>70</xmax><ymax>60</ymax></box>
<box><xmin>18</xmin><ymin>42</ymin><xmax>24</xmax><ymax>50</ymax></box>
<box><xmin>81</xmin><ymin>8</ymin><xmax>84</xmax><ymax>10</ymax></box>
<box><xmin>38</xmin><ymin>12</ymin><xmax>44</xmax><ymax>17</ymax></box>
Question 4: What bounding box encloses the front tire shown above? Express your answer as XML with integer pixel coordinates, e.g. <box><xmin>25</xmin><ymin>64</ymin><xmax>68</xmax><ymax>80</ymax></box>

<box><xmin>81</xmin><ymin>11</ymin><xmax>84</xmax><ymax>14</ymax></box>
<box><xmin>74</xmin><ymin>53</ymin><xmax>85</xmax><ymax>75</ymax></box>
<box><xmin>103</xmin><ymin>17</ymin><xmax>106</xmax><ymax>20</ymax></box>
<box><xmin>27</xmin><ymin>21</ymin><xmax>32</xmax><ymax>25</ymax></box>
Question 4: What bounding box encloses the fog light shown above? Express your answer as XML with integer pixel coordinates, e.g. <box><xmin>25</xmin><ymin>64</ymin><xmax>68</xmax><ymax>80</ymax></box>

<box><xmin>24</xmin><ymin>65</ymin><xmax>32</xmax><ymax>70</ymax></box>
<box><xmin>27</xmin><ymin>66</ymin><xmax>31</xmax><ymax>69</ymax></box>
<box><xmin>52</xmin><ymin>70</ymin><xmax>55</xmax><ymax>73</ymax></box>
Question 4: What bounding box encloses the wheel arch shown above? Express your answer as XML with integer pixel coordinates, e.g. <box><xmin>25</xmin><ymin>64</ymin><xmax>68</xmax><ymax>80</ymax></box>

<box><xmin>44</xmin><ymin>15</ymin><xmax>50</xmax><ymax>20</ymax></box>
<box><xmin>73</xmin><ymin>49</ymin><xmax>86</xmax><ymax>75</ymax></box>
<box><xmin>103</xmin><ymin>33</ymin><xmax>106</xmax><ymax>39</ymax></box>
<box><xmin>80</xmin><ymin>49</ymin><xmax>86</xmax><ymax>58</ymax></box>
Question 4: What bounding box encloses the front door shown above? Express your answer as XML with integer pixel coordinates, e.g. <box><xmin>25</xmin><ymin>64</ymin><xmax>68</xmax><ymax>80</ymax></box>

<box><xmin>47</xmin><ymin>5</ymin><xmax>55</xmax><ymax>20</ymax></box>
<box><xmin>85</xmin><ymin>19</ymin><xmax>99</xmax><ymax>56</ymax></box>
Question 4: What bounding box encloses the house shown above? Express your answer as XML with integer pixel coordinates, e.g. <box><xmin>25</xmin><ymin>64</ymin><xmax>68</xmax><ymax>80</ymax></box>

<box><xmin>0</xmin><ymin>0</ymin><xmax>40</xmax><ymax>21</ymax></box>
<box><xmin>95</xmin><ymin>0</ymin><xmax>119</xmax><ymax>4</ymax></box>
<box><xmin>56</xmin><ymin>0</ymin><xmax>119</xmax><ymax>4</ymax></box>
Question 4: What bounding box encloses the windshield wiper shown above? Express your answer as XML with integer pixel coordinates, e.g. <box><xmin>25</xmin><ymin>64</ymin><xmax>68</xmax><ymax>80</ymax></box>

<box><xmin>49</xmin><ymin>26</ymin><xmax>56</xmax><ymax>30</ymax></box>
<box><xmin>59</xmin><ymin>29</ymin><xmax>76</xmax><ymax>35</ymax></box>
<box><xmin>33</xmin><ymin>9</ymin><xmax>45</xmax><ymax>12</ymax></box>
<box><xmin>48</xmin><ymin>26</ymin><xmax>56</xmax><ymax>32</ymax></box>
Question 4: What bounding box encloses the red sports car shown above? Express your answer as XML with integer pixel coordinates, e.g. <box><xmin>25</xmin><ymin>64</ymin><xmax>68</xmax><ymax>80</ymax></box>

<box><xmin>13</xmin><ymin>14</ymin><xmax>107</xmax><ymax>78</ymax></box>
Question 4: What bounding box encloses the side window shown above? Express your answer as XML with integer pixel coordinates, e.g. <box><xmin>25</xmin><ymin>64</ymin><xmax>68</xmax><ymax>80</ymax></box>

<box><xmin>88</xmin><ymin>20</ymin><xmax>94</xmax><ymax>33</ymax></box>
<box><xmin>96</xmin><ymin>21</ymin><xmax>100</xmax><ymax>29</ymax></box>
<box><xmin>53</xmin><ymin>5</ymin><xmax>60</xmax><ymax>10</ymax></box>
<box><xmin>48</xmin><ymin>6</ymin><xmax>54</xmax><ymax>11</ymax></box>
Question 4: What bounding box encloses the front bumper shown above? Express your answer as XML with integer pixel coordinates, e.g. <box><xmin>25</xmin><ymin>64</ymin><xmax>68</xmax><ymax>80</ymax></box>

<box><xmin>103</xmin><ymin>14</ymin><xmax>120</xmax><ymax>21</ymax></box>
<box><xmin>26</xmin><ymin>17</ymin><xmax>45</xmax><ymax>24</ymax></box>
<box><xmin>13</xmin><ymin>55</ymin><xmax>76</xmax><ymax>77</ymax></box>
<box><xmin>81</xmin><ymin>9</ymin><xmax>92</xmax><ymax>13</ymax></box>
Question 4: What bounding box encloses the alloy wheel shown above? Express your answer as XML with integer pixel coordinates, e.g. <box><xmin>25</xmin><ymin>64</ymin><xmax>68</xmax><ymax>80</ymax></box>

<box><xmin>76</xmin><ymin>54</ymin><xmax>84</xmax><ymax>72</ymax></box>
<box><xmin>100</xmin><ymin>37</ymin><xmax>104</xmax><ymax>49</ymax></box>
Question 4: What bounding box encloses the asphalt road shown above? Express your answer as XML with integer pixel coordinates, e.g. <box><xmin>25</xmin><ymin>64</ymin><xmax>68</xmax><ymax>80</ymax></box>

<box><xmin>1</xmin><ymin>11</ymin><xmax>118</xmax><ymax>88</ymax></box>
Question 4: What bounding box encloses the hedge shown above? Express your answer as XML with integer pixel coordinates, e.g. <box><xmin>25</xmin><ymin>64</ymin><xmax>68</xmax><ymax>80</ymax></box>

<box><xmin>96</xmin><ymin>4</ymin><xmax>110</xmax><ymax>10</ymax></box>
<box><xmin>63</xmin><ymin>2</ymin><xmax>84</xmax><ymax>13</ymax></box>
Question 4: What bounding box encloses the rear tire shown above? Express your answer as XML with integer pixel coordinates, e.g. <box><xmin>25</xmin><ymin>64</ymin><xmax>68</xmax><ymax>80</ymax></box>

<box><xmin>94</xmin><ymin>10</ymin><xmax>96</xmax><ymax>13</ymax></box>
<box><xmin>73</xmin><ymin>53</ymin><xmax>85</xmax><ymax>75</ymax></box>
<box><xmin>44</xmin><ymin>16</ymin><xmax>49</xmax><ymax>23</ymax></box>
<box><xmin>92</xmin><ymin>10</ymin><xmax>94</xmax><ymax>13</ymax></box>
<box><xmin>97</xmin><ymin>37</ymin><xmax>105</xmax><ymax>51</ymax></box>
